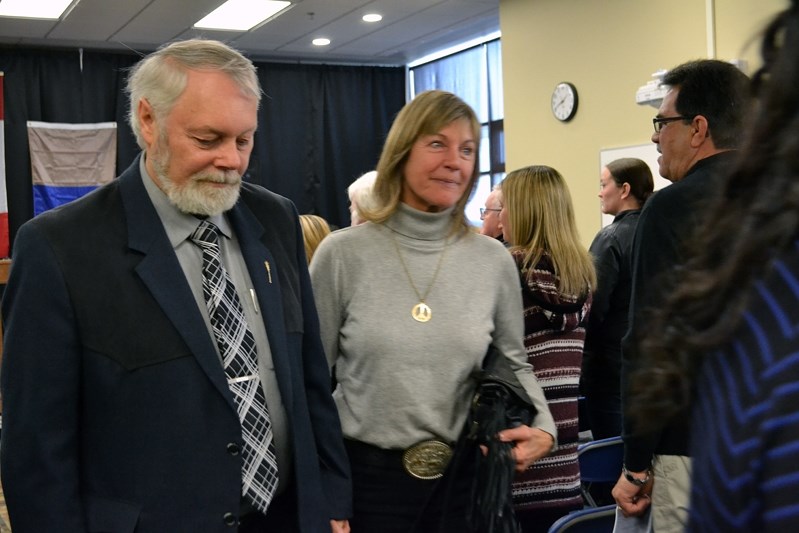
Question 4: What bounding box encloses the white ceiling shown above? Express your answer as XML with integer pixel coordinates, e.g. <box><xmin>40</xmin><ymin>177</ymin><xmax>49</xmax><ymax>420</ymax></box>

<box><xmin>0</xmin><ymin>0</ymin><xmax>500</xmax><ymax>66</ymax></box>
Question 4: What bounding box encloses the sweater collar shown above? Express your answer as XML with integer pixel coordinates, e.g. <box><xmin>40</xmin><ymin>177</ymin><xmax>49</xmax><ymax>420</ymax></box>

<box><xmin>385</xmin><ymin>202</ymin><xmax>458</xmax><ymax>241</ymax></box>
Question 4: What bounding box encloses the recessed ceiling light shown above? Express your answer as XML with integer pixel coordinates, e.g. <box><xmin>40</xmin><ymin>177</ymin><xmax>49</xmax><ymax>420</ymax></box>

<box><xmin>0</xmin><ymin>0</ymin><xmax>75</xmax><ymax>19</ymax></box>
<box><xmin>194</xmin><ymin>0</ymin><xmax>291</xmax><ymax>31</ymax></box>
<box><xmin>312</xmin><ymin>38</ymin><xmax>331</xmax><ymax>46</ymax></box>
<box><xmin>362</xmin><ymin>13</ymin><xmax>382</xmax><ymax>23</ymax></box>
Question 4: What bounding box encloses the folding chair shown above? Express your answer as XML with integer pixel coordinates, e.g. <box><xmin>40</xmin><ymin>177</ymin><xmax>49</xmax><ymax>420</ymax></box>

<box><xmin>577</xmin><ymin>435</ymin><xmax>623</xmax><ymax>506</ymax></box>
<box><xmin>547</xmin><ymin>504</ymin><xmax>617</xmax><ymax>533</ymax></box>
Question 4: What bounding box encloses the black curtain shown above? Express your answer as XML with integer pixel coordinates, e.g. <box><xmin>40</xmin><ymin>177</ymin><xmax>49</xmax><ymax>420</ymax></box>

<box><xmin>251</xmin><ymin>62</ymin><xmax>404</xmax><ymax>226</ymax></box>
<box><xmin>0</xmin><ymin>46</ymin><xmax>406</xmax><ymax>252</ymax></box>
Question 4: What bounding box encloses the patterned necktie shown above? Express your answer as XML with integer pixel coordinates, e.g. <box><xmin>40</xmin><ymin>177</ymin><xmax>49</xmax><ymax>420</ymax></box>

<box><xmin>190</xmin><ymin>220</ymin><xmax>279</xmax><ymax>514</ymax></box>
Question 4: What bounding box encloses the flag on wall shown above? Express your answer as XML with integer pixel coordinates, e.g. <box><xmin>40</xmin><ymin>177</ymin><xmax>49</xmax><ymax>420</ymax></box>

<box><xmin>0</xmin><ymin>72</ymin><xmax>9</xmax><ymax>258</ymax></box>
<box><xmin>27</xmin><ymin>121</ymin><xmax>116</xmax><ymax>216</ymax></box>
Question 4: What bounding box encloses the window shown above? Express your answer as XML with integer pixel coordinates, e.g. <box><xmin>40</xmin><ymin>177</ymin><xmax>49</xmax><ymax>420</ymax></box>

<box><xmin>410</xmin><ymin>38</ymin><xmax>505</xmax><ymax>226</ymax></box>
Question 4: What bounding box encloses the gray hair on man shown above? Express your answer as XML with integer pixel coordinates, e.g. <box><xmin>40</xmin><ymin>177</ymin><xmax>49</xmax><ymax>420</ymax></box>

<box><xmin>126</xmin><ymin>39</ymin><xmax>261</xmax><ymax>150</ymax></box>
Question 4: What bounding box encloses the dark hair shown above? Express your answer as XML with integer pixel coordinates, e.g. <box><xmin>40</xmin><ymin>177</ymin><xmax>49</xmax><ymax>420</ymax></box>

<box><xmin>605</xmin><ymin>158</ymin><xmax>655</xmax><ymax>206</ymax></box>
<box><xmin>630</xmin><ymin>2</ymin><xmax>799</xmax><ymax>428</ymax></box>
<box><xmin>663</xmin><ymin>59</ymin><xmax>751</xmax><ymax>149</ymax></box>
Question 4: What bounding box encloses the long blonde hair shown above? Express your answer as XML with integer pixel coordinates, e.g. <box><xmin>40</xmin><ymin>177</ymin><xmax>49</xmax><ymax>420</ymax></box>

<box><xmin>502</xmin><ymin>165</ymin><xmax>596</xmax><ymax>296</ymax></box>
<box><xmin>361</xmin><ymin>90</ymin><xmax>481</xmax><ymax>229</ymax></box>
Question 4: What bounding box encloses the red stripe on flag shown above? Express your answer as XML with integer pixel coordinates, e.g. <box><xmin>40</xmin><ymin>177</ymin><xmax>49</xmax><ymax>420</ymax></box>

<box><xmin>0</xmin><ymin>72</ymin><xmax>9</xmax><ymax>257</ymax></box>
<box><xmin>0</xmin><ymin>213</ymin><xmax>8</xmax><ymax>258</ymax></box>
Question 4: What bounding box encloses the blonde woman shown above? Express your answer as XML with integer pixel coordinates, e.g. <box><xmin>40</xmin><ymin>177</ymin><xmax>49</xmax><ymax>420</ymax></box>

<box><xmin>499</xmin><ymin>165</ymin><xmax>596</xmax><ymax>532</ymax></box>
<box><xmin>310</xmin><ymin>91</ymin><xmax>556</xmax><ymax>532</ymax></box>
<box><xmin>299</xmin><ymin>214</ymin><xmax>332</xmax><ymax>264</ymax></box>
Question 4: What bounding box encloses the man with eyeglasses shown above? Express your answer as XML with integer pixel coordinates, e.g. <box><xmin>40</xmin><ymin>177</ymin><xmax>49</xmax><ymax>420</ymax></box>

<box><xmin>479</xmin><ymin>185</ymin><xmax>505</xmax><ymax>243</ymax></box>
<box><xmin>612</xmin><ymin>59</ymin><xmax>750</xmax><ymax>532</ymax></box>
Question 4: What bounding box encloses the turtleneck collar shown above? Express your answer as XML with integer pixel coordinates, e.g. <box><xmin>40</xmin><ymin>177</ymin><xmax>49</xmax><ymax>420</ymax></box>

<box><xmin>384</xmin><ymin>202</ymin><xmax>459</xmax><ymax>242</ymax></box>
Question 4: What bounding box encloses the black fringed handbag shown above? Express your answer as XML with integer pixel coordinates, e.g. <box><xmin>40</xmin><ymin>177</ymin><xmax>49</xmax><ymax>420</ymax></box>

<box><xmin>464</xmin><ymin>345</ymin><xmax>538</xmax><ymax>533</ymax></box>
<box><xmin>417</xmin><ymin>346</ymin><xmax>539</xmax><ymax>533</ymax></box>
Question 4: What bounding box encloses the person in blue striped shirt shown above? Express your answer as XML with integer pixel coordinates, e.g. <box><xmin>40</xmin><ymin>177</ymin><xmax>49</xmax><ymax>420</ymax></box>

<box><xmin>626</xmin><ymin>2</ymin><xmax>799</xmax><ymax>531</ymax></box>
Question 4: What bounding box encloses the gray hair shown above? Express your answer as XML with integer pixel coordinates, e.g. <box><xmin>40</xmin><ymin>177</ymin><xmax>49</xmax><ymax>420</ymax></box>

<box><xmin>347</xmin><ymin>170</ymin><xmax>377</xmax><ymax>225</ymax></box>
<box><xmin>348</xmin><ymin>170</ymin><xmax>377</xmax><ymax>204</ymax></box>
<box><xmin>126</xmin><ymin>39</ymin><xmax>261</xmax><ymax>149</ymax></box>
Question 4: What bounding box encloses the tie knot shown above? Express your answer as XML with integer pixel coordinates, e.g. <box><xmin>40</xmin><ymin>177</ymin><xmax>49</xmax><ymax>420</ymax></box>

<box><xmin>190</xmin><ymin>220</ymin><xmax>220</xmax><ymax>247</ymax></box>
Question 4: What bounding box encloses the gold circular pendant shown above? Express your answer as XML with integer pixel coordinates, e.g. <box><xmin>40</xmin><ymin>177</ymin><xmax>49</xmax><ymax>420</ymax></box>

<box><xmin>411</xmin><ymin>302</ymin><xmax>432</xmax><ymax>322</ymax></box>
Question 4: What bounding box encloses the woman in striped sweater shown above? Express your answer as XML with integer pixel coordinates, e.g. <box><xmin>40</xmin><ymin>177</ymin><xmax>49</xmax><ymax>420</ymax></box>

<box><xmin>500</xmin><ymin>165</ymin><xmax>596</xmax><ymax>532</ymax></box>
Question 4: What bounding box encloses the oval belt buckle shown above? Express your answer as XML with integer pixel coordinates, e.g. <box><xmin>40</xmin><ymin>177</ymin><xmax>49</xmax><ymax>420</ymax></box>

<box><xmin>402</xmin><ymin>440</ymin><xmax>453</xmax><ymax>480</ymax></box>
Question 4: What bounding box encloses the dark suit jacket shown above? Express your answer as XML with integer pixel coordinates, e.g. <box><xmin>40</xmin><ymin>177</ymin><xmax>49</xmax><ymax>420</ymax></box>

<box><xmin>0</xmin><ymin>156</ymin><xmax>352</xmax><ymax>532</ymax></box>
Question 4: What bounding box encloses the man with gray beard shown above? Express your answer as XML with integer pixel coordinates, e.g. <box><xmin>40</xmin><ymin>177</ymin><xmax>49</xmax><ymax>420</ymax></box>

<box><xmin>0</xmin><ymin>39</ymin><xmax>351</xmax><ymax>533</ymax></box>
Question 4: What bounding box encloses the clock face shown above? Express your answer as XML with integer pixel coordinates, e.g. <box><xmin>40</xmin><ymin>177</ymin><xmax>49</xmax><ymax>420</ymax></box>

<box><xmin>551</xmin><ymin>82</ymin><xmax>578</xmax><ymax>122</ymax></box>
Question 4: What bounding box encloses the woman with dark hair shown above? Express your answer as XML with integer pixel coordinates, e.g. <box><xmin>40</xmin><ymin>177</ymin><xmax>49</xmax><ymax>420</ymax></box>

<box><xmin>628</xmin><ymin>2</ymin><xmax>799</xmax><ymax>530</ymax></box>
<box><xmin>500</xmin><ymin>165</ymin><xmax>596</xmax><ymax>532</ymax></box>
<box><xmin>582</xmin><ymin>158</ymin><xmax>654</xmax><ymax>440</ymax></box>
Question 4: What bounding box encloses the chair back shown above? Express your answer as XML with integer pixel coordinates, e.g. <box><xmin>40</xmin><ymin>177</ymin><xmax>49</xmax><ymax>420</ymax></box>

<box><xmin>547</xmin><ymin>504</ymin><xmax>617</xmax><ymax>533</ymax></box>
<box><xmin>578</xmin><ymin>436</ymin><xmax>623</xmax><ymax>483</ymax></box>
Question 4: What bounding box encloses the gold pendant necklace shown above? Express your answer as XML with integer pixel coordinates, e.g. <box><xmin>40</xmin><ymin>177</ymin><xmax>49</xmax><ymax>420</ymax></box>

<box><xmin>390</xmin><ymin>233</ymin><xmax>450</xmax><ymax>323</ymax></box>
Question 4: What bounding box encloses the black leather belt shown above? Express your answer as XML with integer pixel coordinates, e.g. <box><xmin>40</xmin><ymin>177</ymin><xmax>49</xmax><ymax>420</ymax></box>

<box><xmin>344</xmin><ymin>438</ymin><xmax>453</xmax><ymax>480</ymax></box>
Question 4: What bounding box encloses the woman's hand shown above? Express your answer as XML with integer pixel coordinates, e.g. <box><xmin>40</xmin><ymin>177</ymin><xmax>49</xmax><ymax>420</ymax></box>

<box><xmin>497</xmin><ymin>425</ymin><xmax>555</xmax><ymax>472</ymax></box>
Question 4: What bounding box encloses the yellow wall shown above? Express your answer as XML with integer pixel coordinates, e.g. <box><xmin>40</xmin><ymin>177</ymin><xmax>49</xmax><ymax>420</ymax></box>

<box><xmin>500</xmin><ymin>0</ymin><xmax>786</xmax><ymax>247</ymax></box>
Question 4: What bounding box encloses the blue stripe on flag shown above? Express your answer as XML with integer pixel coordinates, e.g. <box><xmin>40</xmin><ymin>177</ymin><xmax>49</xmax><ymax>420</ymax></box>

<box><xmin>33</xmin><ymin>184</ymin><xmax>99</xmax><ymax>216</ymax></box>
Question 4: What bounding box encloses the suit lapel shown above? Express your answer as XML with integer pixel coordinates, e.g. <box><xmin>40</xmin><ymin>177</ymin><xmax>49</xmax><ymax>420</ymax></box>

<box><xmin>228</xmin><ymin>203</ymin><xmax>294</xmax><ymax>407</ymax></box>
<box><xmin>118</xmin><ymin>160</ymin><xmax>236</xmax><ymax>410</ymax></box>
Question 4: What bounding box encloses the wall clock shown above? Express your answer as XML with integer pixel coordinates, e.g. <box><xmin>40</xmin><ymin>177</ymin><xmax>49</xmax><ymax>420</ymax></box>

<box><xmin>551</xmin><ymin>82</ymin><xmax>578</xmax><ymax>122</ymax></box>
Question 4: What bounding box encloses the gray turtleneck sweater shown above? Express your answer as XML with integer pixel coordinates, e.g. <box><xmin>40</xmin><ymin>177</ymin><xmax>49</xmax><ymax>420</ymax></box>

<box><xmin>310</xmin><ymin>203</ymin><xmax>555</xmax><ymax>449</ymax></box>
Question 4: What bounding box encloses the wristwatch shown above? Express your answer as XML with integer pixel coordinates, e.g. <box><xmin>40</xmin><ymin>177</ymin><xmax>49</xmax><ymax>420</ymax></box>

<box><xmin>623</xmin><ymin>466</ymin><xmax>651</xmax><ymax>487</ymax></box>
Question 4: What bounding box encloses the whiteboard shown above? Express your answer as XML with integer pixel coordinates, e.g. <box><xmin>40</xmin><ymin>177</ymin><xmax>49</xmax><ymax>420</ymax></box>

<box><xmin>598</xmin><ymin>143</ymin><xmax>671</xmax><ymax>227</ymax></box>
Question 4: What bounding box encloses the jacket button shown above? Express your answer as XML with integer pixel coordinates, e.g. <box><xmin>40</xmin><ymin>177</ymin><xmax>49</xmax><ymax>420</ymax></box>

<box><xmin>223</xmin><ymin>512</ymin><xmax>238</xmax><ymax>526</ymax></box>
<box><xmin>227</xmin><ymin>442</ymin><xmax>241</xmax><ymax>456</ymax></box>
